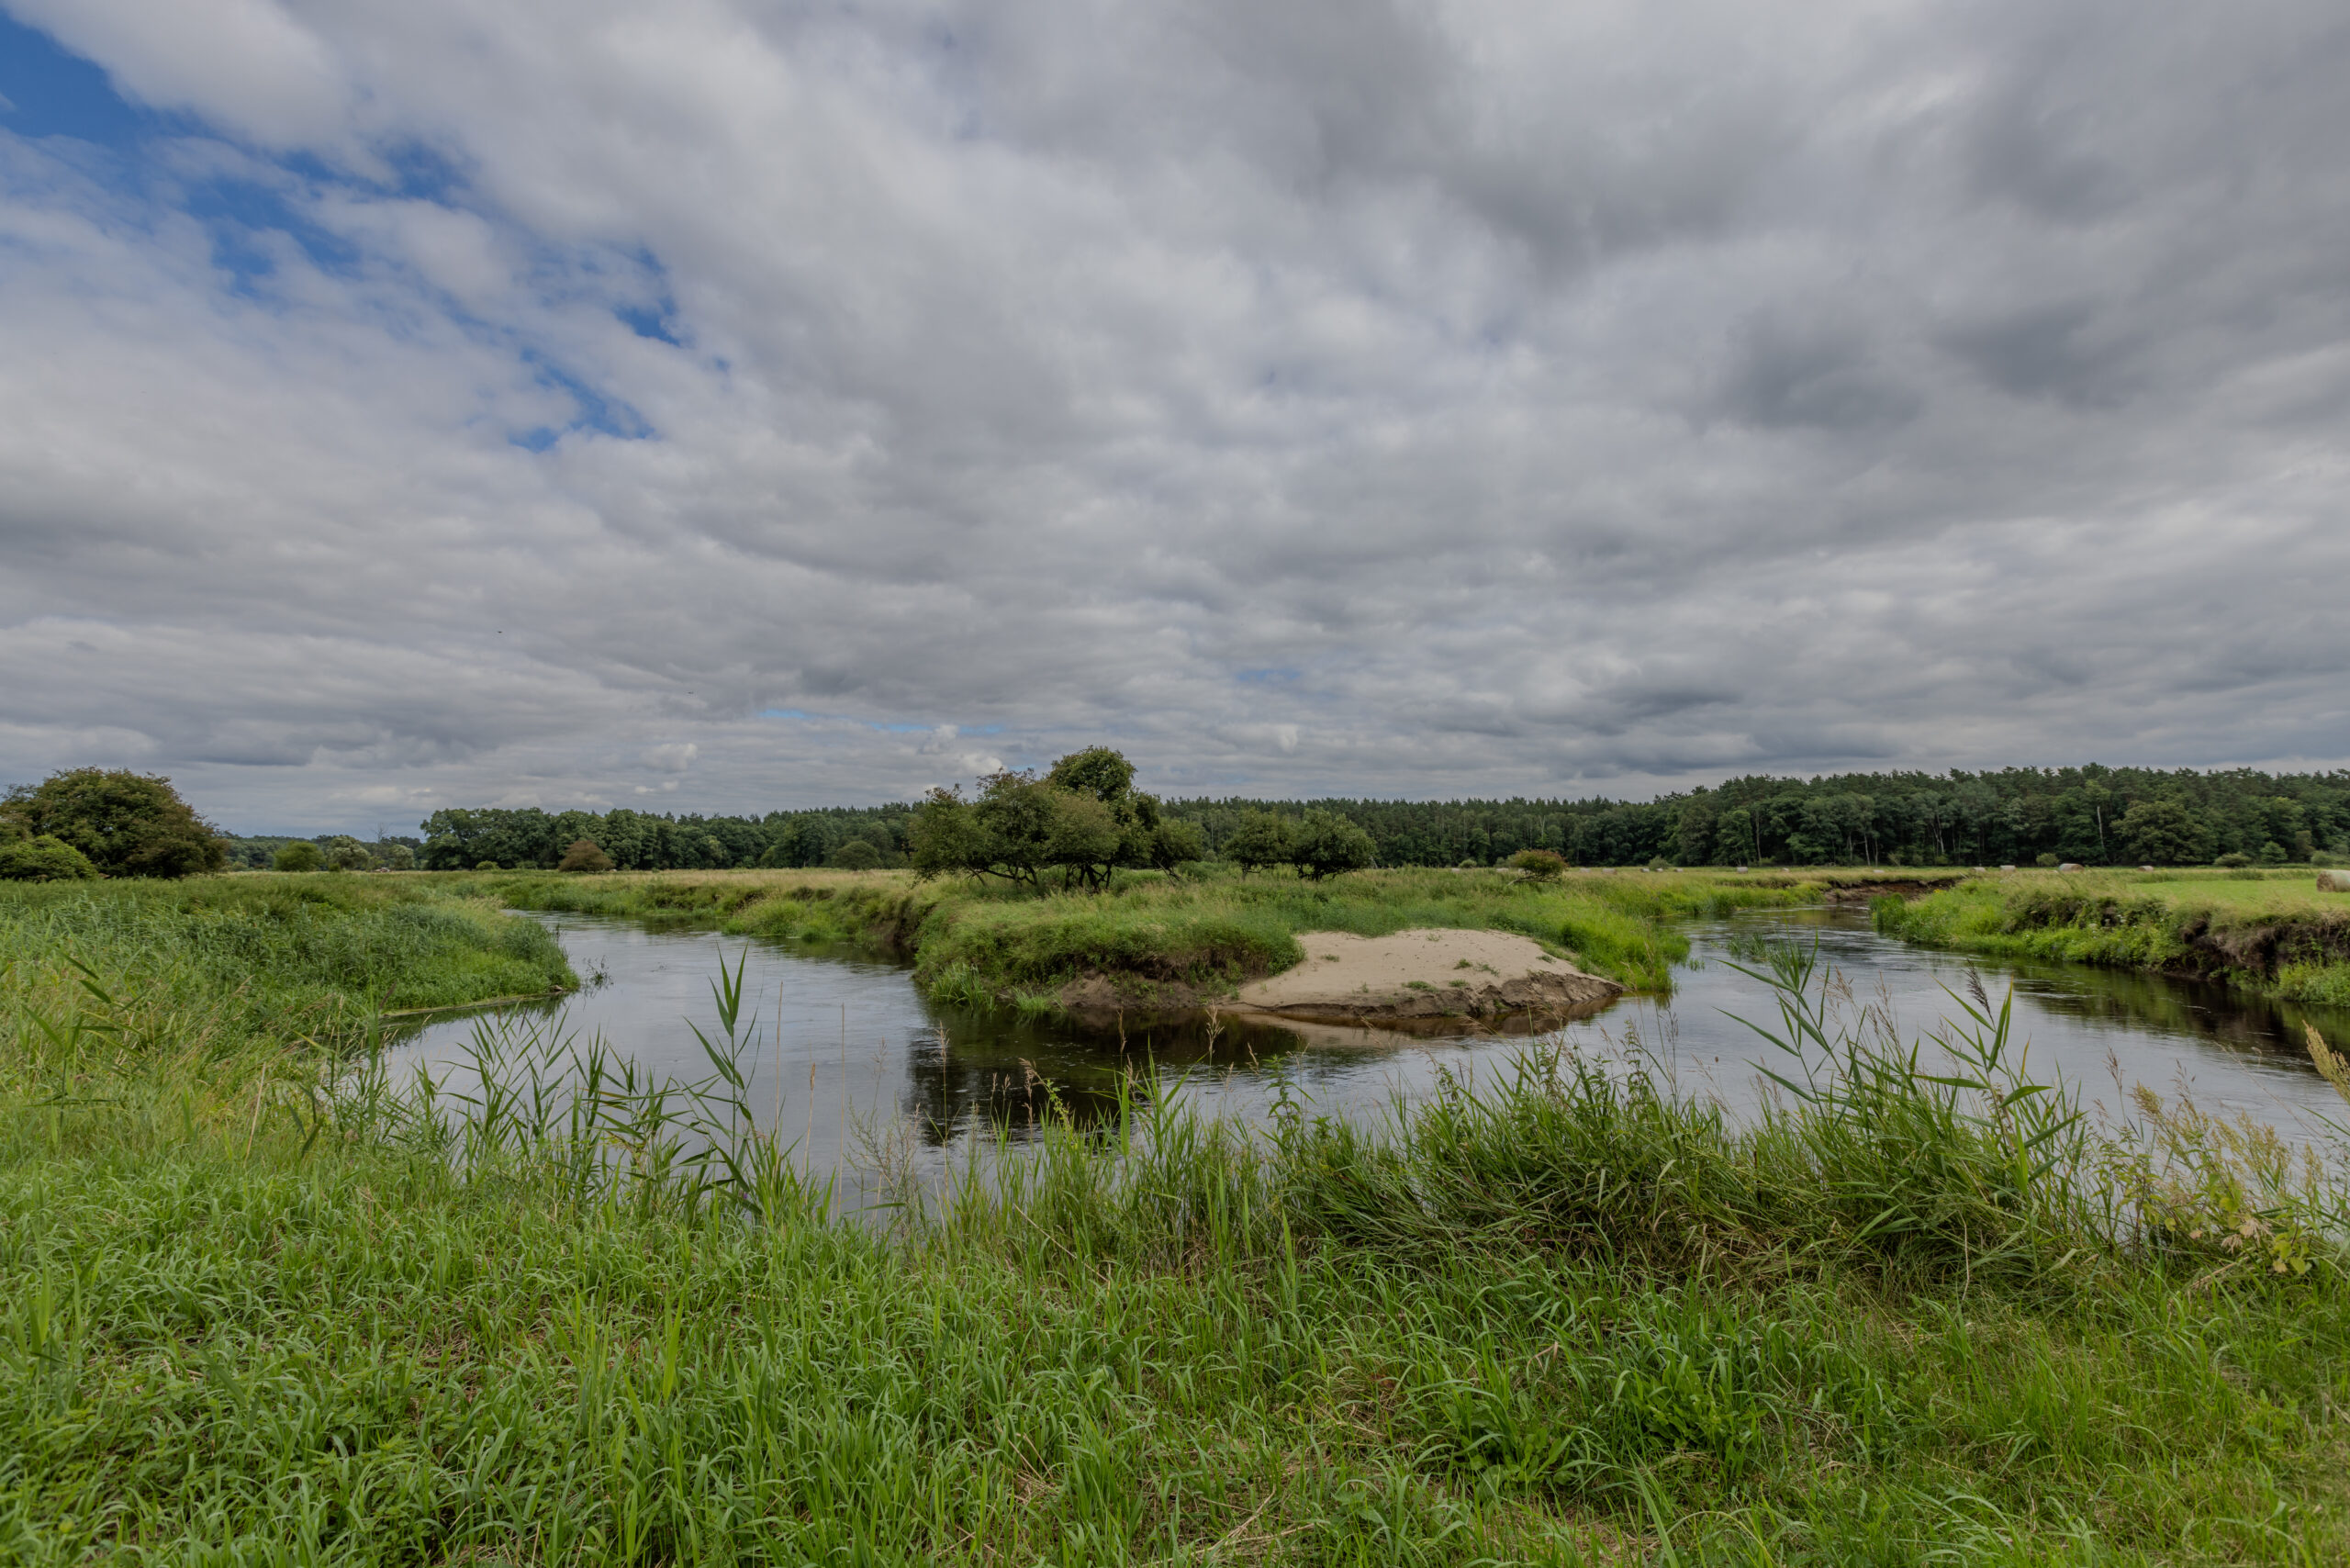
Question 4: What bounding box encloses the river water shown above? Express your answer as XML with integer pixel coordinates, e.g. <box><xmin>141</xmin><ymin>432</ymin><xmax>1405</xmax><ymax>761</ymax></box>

<box><xmin>386</xmin><ymin>907</ymin><xmax>2350</xmax><ymax>1200</ymax></box>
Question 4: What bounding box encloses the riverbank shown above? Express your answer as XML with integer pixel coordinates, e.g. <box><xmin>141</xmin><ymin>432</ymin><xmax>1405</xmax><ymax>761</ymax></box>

<box><xmin>8</xmin><ymin>904</ymin><xmax>2350</xmax><ymax>1563</ymax></box>
<box><xmin>1876</xmin><ymin>868</ymin><xmax>2350</xmax><ymax>1006</ymax></box>
<box><xmin>0</xmin><ymin>875</ymin><xmax>573</xmax><ymax>1058</ymax></box>
<box><xmin>455</xmin><ymin>864</ymin><xmax>1838</xmax><ymax>1011</ymax></box>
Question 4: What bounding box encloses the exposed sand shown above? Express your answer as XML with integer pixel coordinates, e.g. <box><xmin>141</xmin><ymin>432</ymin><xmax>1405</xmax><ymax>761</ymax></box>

<box><xmin>1230</xmin><ymin>927</ymin><xmax>1622</xmax><ymax>1023</ymax></box>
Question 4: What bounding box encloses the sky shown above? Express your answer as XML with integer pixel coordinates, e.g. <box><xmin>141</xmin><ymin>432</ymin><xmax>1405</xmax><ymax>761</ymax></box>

<box><xmin>2</xmin><ymin>1</ymin><xmax>2346</xmax><ymax>835</ymax></box>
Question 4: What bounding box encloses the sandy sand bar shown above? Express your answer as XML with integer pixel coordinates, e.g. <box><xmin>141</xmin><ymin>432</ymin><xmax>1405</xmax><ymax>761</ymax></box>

<box><xmin>1230</xmin><ymin>927</ymin><xmax>1622</xmax><ymax>1022</ymax></box>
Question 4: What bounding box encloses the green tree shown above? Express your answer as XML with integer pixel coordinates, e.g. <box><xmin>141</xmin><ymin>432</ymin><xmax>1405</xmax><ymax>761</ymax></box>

<box><xmin>827</xmin><ymin>838</ymin><xmax>883</xmax><ymax>870</ymax></box>
<box><xmin>908</xmin><ymin>772</ymin><xmax>1117</xmax><ymax>890</ymax></box>
<box><xmin>0</xmin><ymin>834</ymin><xmax>99</xmax><ymax>881</ymax></box>
<box><xmin>1222</xmin><ymin>812</ymin><xmax>1292</xmax><ymax>877</ymax></box>
<box><xmin>1046</xmin><ymin>745</ymin><xmax>1199</xmax><ymax>881</ymax></box>
<box><xmin>1292</xmin><ymin>809</ymin><xmax>1376</xmax><ymax>879</ymax></box>
<box><xmin>274</xmin><ymin>841</ymin><xmax>324</xmax><ymax>872</ymax></box>
<box><xmin>2118</xmin><ymin>798</ymin><xmax>2209</xmax><ymax>866</ymax></box>
<box><xmin>321</xmin><ymin>835</ymin><xmax>374</xmax><ymax>871</ymax></box>
<box><xmin>375</xmin><ymin>843</ymin><xmax>417</xmax><ymax>871</ymax></box>
<box><xmin>1508</xmin><ymin>848</ymin><xmax>1566</xmax><ymax>879</ymax></box>
<box><xmin>558</xmin><ymin>838</ymin><xmax>614</xmax><ymax>872</ymax></box>
<box><xmin>2</xmin><ymin>768</ymin><xmax>225</xmax><ymax>879</ymax></box>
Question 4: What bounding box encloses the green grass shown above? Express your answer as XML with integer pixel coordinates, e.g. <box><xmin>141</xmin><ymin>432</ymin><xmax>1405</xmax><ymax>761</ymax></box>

<box><xmin>0</xmin><ymin>875</ymin><xmax>575</xmax><ymax>1062</ymax></box>
<box><xmin>1877</xmin><ymin>868</ymin><xmax>2350</xmax><ymax>1004</ymax></box>
<box><xmin>463</xmin><ymin>864</ymin><xmax>1829</xmax><ymax>1003</ymax></box>
<box><xmin>7</xmin><ymin>918</ymin><xmax>2350</xmax><ymax>1563</ymax></box>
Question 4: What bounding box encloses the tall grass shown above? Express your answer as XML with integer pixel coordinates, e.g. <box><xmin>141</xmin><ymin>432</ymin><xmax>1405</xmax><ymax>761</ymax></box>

<box><xmin>8</xmin><ymin>910</ymin><xmax>2350</xmax><ymax>1562</ymax></box>
<box><xmin>0</xmin><ymin>876</ymin><xmax>574</xmax><ymax>1055</ymax></box>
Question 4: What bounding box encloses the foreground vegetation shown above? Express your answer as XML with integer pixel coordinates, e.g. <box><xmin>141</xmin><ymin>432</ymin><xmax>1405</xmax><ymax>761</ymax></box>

<box><xmin>467</xmin><ymin>865</ymin><xmax>1839</xmax><ymax>1003</ymax></box>
<box><xmin>7</xmin><ymin>878</ymin><xmax>2350</xmax><ymax>1562</ymax></box>
<box><xmin>0</xmin><ymin>876</ymin><xmax>573</xmax><ymax>1048</ymax></box>
<box><xmin>1878</xmin><ymin>868</ymin><xmax>2350</xmax><ymax>1007</ymax></box>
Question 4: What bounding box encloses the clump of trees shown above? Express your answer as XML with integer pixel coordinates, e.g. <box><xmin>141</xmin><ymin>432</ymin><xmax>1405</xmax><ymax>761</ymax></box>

<box><xmin>273</xmin><ymin>842</ymin><xmax>325</xmax><ymax>872</ymax></box>
<box><xmin>1215</xmin><ymin>807</ymin><xmax>1377</xmax><ymax>879</ymax></box>
<box><xmin>1</xmin><ymin>769</ymin><xmax>224</xmax><ymax>879</ymax></box>
<box><xmin>909</xmin><ymin>747</ymin><xmax>1205</xmax><ymax>890</ymax></box>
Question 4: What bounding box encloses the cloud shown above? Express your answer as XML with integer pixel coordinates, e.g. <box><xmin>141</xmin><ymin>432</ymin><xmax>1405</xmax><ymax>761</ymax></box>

<box><xmin>1</xmin><ymin>0</ymin><xmax>2347</xmax><ymax>833</ymax></box>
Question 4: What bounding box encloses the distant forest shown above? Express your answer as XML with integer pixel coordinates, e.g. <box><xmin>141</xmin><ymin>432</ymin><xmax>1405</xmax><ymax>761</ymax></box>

<box><xmin>387</xmin><ymin>766</ymin><xmax>2350</xmax><ymax>872</ymax></box>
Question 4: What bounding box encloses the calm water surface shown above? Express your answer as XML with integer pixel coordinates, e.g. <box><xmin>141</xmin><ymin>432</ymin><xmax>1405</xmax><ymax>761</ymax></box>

<box><xmin>386</xmin><ymin>906</ymin><xmax>2350</xmax><ymax>1200</ymax></box>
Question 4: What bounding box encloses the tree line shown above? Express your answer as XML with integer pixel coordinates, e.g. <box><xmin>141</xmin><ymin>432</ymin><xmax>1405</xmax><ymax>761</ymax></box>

<box><xmin>12</xmin><ymin>760</ymin><xmax>2348</xmax><ymax>884</ymax></box>
<box><xmin>412</xmin><ymin>763</ymin><xmax>2350</xmax><ymax>872</ymax></box>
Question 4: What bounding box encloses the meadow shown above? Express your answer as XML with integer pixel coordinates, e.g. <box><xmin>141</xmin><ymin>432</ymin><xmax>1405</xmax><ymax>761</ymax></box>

<box><xmin>1876</xmin><ymin>868</ymin><xmax>2350</xmax><ymax>1006</ymax></box>
<box><xmin>6</xmin><ymin>872</ymin><xmax>2350</xmax><ymax>1562</ymax></box>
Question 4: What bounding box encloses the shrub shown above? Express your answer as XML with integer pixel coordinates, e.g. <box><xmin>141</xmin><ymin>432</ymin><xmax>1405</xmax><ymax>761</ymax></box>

<box><xmin>376</xmin><ymin>843</ymin><xmax>417</xmax><ymax>871</ymax></box>
<box><xmin>1</xmin><ymin>767</ymin><xmax>226</xmax><ymax>878</ymax></box>
<box><xmin>1508</xmin><ymin>848</ymin><xmax>1567</xmax><ymax>880</ymax></box>
<box><xmin>827</xmin><ymin>838</ymin><xmax>883</xmax><ymax>870</ymax></box>
<box><xmin>274</xmin><ymin>842</ymin><xmax>325</xmax><ymax>872</ymax></box>
<box><xmin>2215</xmin><ymin>852</ymin><xmax>2252</xmax><ymax>868</ymax></box>
<box><xmin>0</xmin><ymin>834</ymin><xmax>100</xmax><ymax>881</ymax></box>
<box><xmin>2035</xmin><ymin>852</ymin><xmax>2061</xmax><ymax>868</ymax></box>
<box><xmin>557</xmin><ymin>838</ymin><xmax>614</xmax><ymax>873</ymax></box>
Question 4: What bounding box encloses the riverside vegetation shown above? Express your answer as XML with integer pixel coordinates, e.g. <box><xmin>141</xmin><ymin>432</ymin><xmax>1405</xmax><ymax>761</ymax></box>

<box><xmin>1877</xmin><ymin>868</ymin><xmax>2350</xmax><ymax>1009</ymax></box>
<box><xmin>8</xmin><ymin>872</ymin><xmax>2350</xmax><ymax>1562</ymax></box>
<box><xmin>467</xmin><ymin>864</ymin><xmax>1833</xmax><ymax>1007</ymax></box>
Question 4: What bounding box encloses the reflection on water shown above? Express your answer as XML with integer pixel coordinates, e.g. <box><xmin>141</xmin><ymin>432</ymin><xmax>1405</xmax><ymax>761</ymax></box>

<box><xmin>386</xmin><ymin>906</ymin><xmax>2350</xmax><ymax>1196</ymax></box>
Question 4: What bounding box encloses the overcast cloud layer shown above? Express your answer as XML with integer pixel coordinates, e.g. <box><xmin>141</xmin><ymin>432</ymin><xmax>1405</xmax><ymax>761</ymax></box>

<box><xmin>3</xmin><ymin>0</ymin><xmax>2347</xmax><ymax>833</ymax></box>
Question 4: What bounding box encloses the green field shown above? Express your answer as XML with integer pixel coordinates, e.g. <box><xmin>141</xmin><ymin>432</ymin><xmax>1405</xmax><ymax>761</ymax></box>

<box><xmin>1877</xmin><ymin>868</ymin><xmax>2350</xmax><ymax>1005</ymax></box>
<box><xmin>457</xmin><ymin>863</ymin><xmax>1848</xmax><ymax>1003</ymax></box>
<box><xmin>6</xmin><ymin>874</ymin><xmax>2350</xmax><ymax>1562</ymax></box>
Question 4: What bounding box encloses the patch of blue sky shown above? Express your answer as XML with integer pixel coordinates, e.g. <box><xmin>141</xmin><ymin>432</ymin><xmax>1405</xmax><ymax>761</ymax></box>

<box><xmin>0</xmin><ymin>16</ymin><xmax>173</xmax><ymax>151</ymax></box>
<box><xmin>4</xmin><ymin>17</ymin><xmax>655</xmax><ymax>448</ymax></box>
<box><xmin>182</xmin><ymin>172</ymin><xmax>364</xmax><ymax>293</ymax></box>
<box><xmin>515</xmin><ymin>350</ymin><xmax>653</xmax><ymax>443</ymax></box>
<box><xmin>613</xmin><ymin>246</ymin><xmax>683</xmax><ymax>342</ymax></box>
<box><xmin>615</xmin><ymin>302</ymin><xmax>681</xmax><ymax>344</ymax></box>
<box><xmin>1235</xmin><ymin>667</ymin><xmax>1302</xmax><ymax>684</ymax></box>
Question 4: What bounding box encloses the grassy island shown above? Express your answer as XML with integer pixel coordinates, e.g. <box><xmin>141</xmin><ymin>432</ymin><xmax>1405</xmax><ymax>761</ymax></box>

<box><xmin>464</xmin><ymin>864</ymin><xmax>1852</xmax><ymax>1009</ymax></box>
<box><xmin>7</xmin><ymin>873</ymin><xmax>2350</xmax><ymax>1562</ymax></box>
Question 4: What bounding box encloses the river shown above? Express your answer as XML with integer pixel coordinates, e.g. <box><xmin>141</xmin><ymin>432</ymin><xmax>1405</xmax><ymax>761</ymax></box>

<box><xmin>386</xmin><ymin>906</ymin><xmax>2350</xmax><ymax>1201</ymax></box>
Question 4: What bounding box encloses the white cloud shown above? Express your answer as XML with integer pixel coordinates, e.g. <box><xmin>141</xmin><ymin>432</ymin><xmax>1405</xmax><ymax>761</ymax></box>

<box><xmin>2</xmin><ymin>0</ymin><xmax>2347</xmax><ymax>834</ymax></box>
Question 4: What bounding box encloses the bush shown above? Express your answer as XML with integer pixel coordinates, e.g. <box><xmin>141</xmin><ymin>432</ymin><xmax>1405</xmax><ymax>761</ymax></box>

<box><xmin>376</xmin><ymin>843</ymin><xmax>417</xmax><ymax>871</ymax></box>
<box><xmin>827</xmin><ymin>839</ymin><xmax>883</xmax><ymax>870</ymax></box>
<box><xmin>1</xmin><ymin>767</ymin><xmax>226</xmax><ymax>879</ymax></box>
<box><xmin>1508</xmin><ymin>848</ymin><xmax>1568</xmax><ymax>879</ymax></box>
<box><xmin>0</xmin><ymin>834</ymin><xmax>100</xmax><ymax>881</ymax></box>
<box><xmin>273</xmin><ymin>842</ymin><xmax>325</xmax><ymax>872</ymax></box>
<box><xmin>2215</xmin><ymin>852</ymin><xmax>2253</xmax><ymax>868</ymax></box>
<box><xmin>2035</xmin><ymin>852</ymin><xmax>2062</xmax><ymax>868</ymax></box>
<box><xmin>557</xmin><ymin>838</ymin><xmax>614</xmax><ymax>873</ymax></box>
